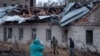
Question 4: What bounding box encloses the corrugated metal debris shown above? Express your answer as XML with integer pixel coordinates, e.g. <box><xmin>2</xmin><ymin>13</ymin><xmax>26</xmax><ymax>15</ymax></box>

<box><xmin>0</xmin><ymin>2</ymin><xmax>96</xmax><ymax>26</ymax></box>
<box><xmin>60</xmin><ymin>7</ymin><xmax>90</xmax><ymax>26</ymax></box>
<box><xmin>38</xmin><ymin>16</ymin><xmax>51</xmax><ymax>20</ymax></box>
<box><xmin>0</xmin><ymin>15</ymin><xmax>28</xmax><ymax>24</ymax></box>
<box><xmin>60</xmin><ymin>2</ymin><xmax>94</xmax><ymax>26</ymax></box>
<box><xmin>0</xmin><ymin>5</ymin><xmax>18</xmax><ymax>18</ymax></box>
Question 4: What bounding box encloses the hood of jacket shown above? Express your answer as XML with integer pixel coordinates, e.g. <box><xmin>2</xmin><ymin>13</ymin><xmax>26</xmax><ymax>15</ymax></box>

<box><xmin>33</xmin><ymin>39</ymin><xmax>40</xmax><ymax>45</ymax></box>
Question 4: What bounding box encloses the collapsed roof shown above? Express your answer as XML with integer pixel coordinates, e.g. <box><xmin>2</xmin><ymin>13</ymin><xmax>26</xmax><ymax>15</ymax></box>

<box><xmin>0</xmin><ymin>2</ymin><xmax>95</xmax><ymax>26</ymax></box>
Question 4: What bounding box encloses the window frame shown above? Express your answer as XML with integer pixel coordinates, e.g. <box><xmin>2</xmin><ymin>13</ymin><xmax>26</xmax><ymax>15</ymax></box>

<box><xmin>62</xmin><ymin>29</ymin><xmax>68</xmax><ymax>42</ymax></box>
<box><xmin>19</xmin><ymin>28</ymin><xmax>24</xmax><ymax>40</ymax></box>
<box><xmin>86</xmin><ymin>30</ymin><xmax>93</xmax><ymax>45</ymax></box>
<box><xmin>3</xmin><ymin>28</ymin><xmax>12</xmax><ymax>41</ymax></box>
<box><xmin>4</xmin><ymin>28</ymin><xmax>7</xmax><ymax>41</ymax></box>
<box><xmin>46</xmin><ymin>29</ymin><xmax>51</xmax><ymax>41</ymax></box>
<box><xmin>31</xmin><ymin>29</ymin><xmax>36</xmax><ymax>39</ymax></box>
<box><xmin>8</xmin><ymin>28</ymin><xmax>12</xmax><ymax>38</ymax></box>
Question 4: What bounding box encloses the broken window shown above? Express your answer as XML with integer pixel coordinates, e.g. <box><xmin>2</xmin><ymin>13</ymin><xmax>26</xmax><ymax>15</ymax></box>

<box><xmin>3</xmin><ymin>28</ymin><xmax>12</xmax><ymax>41</ymax></box>
<box><xmin>8</xmin><ymin>28</ymin><xmax>12</xmax><ymax>38</ymax></box>
<box><xmin>46</xmin><ymin>29</ymin><xmax>51</xmax><ymax>41</ymax></box>
<box><xmin>62</xmin><ymin>29</ymin><xmax>68</xmax><ymax>42</ymax></box>
<box><xmin>19</xmin><ymin>28</ymin><xmax>23</xmax><ymax>40</ymax></box>
<box><xmin>11</xmin><ymin>4</ymin><xmax>15</xmax><ymax>6</ymax></box>
<box><xmin>4</xmin><ymin>28</ymin><xmax>7</xmax><ymax>41</ymax></box>
<box><xmin>86</xmin><ymin>30</ymin><xmax>93</xmax><ymax>45</ymax></box>
<box><xmin>32</xmin><ymin>29</ymin><xmax>36</xmax><ymax>39</ymax></box>
<box><xmin>3</xmin><ymin>3</ymin><xmax>7</xmax><ymax>7</ymax></box>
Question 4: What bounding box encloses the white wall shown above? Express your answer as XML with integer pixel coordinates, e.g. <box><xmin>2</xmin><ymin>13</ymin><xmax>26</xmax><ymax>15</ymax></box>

<box><xmin>0</xmin><ymin>24</ymin><xmax>64</xmax><ymax>47</ymax></box>
<box><xmin>51</xmin><ymin>26</ymin><xmax>63</xmax><ymax>47</ymax></box>
<box><xmin>68</xmin><ymin>25</ymin><xmax>100</xmax><ymax>52</ymax></box>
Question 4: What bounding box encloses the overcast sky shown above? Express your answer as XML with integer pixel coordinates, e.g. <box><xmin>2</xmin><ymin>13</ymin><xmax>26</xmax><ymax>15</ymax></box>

<box><xmin>36</xmin><ymin>0</ymin><xmax>65</xmax><ymax>7</ymax></box>
<box><xmin>36</xmin><ymin>0</ymin><xmax>59</xmax><ymax>4</ymax></box>
<box><xmin>36</xmin><ymin>0</ymin><xmax>58</xmax><ymax>3</ymax></box>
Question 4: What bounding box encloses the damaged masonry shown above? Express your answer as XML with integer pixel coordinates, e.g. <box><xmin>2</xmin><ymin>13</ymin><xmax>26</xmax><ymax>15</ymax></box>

<box><xmin>0</xmin><ymin>1</ymin><xmax>100</xmax><ymax>56</ymax></box>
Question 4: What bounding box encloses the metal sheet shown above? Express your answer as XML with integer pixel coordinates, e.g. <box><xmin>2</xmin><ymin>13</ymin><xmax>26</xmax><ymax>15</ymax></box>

<box><xmin>0</xmin><ymin>5</ymin><xmax>18</xmax><ymax>18</ymax></box>
<box><xmin>60</xmin><ymin>7</ymin><xmax>89</xmax><ymax>26</ymax></box>
<box><xmin>3</xmin><ymin>15</ymin><xmax>27</xmax><ymax>23</ymax></box>
<box><xmin>38</xmin><ymin>16</ymin><xmax>50</xmax><ymax>20</ymax></box>
<box><xmin>59</xmin><ymin>2</ymin><xmax>75</xmax><ymax>17</ymax></box>
<box><xmin>61</xmin><ymin>7</ymin><xmax>89</xmax><ymax>22</ymax></box>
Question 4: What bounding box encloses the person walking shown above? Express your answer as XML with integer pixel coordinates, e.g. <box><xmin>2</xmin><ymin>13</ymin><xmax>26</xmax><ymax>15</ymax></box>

<box><xmin>69</xmin><ymin>38</ymin><xmax>75</xmax><ymax>56</ymax></box>
<box><xmin>51</xmin><ymin>36</ymin><xmax>58</xmax><ymax>55</ymax></box>
<box><xmin>29</xmin><ymin>38</ymin><xmax>45</xmax><ymax>56</ymax></box>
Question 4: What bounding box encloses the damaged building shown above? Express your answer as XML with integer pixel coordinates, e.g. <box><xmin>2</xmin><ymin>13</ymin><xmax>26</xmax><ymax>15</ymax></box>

<box><xmin>0</xmin><ymin>4</ymin><xmax>63</xmax><ymax>48</ymax></box>
<box><xmin>61</xmin><ymin>2</ymin><xmax>100</xmax><ymax>53</ymax></box>
<box><xmin>0</xmin><ymin>0</ymin><xmax>100</xmax><ymax>53</ymax></box>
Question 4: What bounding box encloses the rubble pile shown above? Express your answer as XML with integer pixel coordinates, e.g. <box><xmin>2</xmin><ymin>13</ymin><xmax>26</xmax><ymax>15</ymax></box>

<box><xmin>0</xmin><ymin>5</ymin><xmax>63</xmax><ymax>24</ymax></box>
<box><xmin>0</xmin><ymin>2</ymin><xmax>93</xmax><ymax>25</ymax></box>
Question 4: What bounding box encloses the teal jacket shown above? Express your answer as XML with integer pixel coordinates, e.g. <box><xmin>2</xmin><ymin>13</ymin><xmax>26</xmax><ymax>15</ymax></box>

<box><xmin>29</xmin><ymin>39</ymin><xmax>45</xmax><ymax>56</ymax></box>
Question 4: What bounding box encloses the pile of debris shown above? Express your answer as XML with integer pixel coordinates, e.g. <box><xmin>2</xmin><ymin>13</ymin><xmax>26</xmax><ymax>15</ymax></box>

<box><xmin>0</xmin><ymin>5</ymin><xmax>63</xmax><ymax>24</ymax></box>
<box><xmin>0</xmin><ymin>1</ymin><xmax>96</xmax><ymax>26</ymax></box>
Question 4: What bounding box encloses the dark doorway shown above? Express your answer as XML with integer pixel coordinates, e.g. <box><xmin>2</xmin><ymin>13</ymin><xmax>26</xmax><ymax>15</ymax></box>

<box><xmin>86</xmin><ymin>30</ymin><xmax>93</xmax><ymax>45</ymax></box>
<box><xmin>46</xmin><ymin>29</ymin><xmax>51</xmax><ymax>41</ymax></box>
<box><xmin>62</xmin><ymin>29</ymin><xmax>68</xmax><ymax>42</ymax></box>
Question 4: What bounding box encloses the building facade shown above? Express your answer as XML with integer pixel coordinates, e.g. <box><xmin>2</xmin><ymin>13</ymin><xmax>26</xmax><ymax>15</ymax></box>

<box><xmin>0</xmin><ymin>0</ymin><xmax>100</xmax><ymax>53</ymax></box>
<box><xmin>0</xmin><ymin>0</ymin><xmax>36</xmax><ymax>8</ymax></box>
<box><xmin>0</xmin><ymin>22</ymin><xmax>66</xmax><ymax>47</ymax></box>
<box><xmin>64</xmin><ymin>4</ymin><xmax>100</xmax><ymax>52</ymax></box>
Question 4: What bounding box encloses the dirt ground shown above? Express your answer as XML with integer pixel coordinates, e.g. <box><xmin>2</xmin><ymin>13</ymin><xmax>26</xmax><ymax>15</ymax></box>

<box><xmin>43</xmin><ymin>47</ymin><xmax>68</xmax><ymax>56</ymax></box>
<box><xmin>43</xmin><ymin>47</ymin><xmax>99</xmax><ymax>56</ymax></box>
<box><xmin>0</xmin><ymin>42</ymin><xmax>99</xmax><ymax>56</ymax></box>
